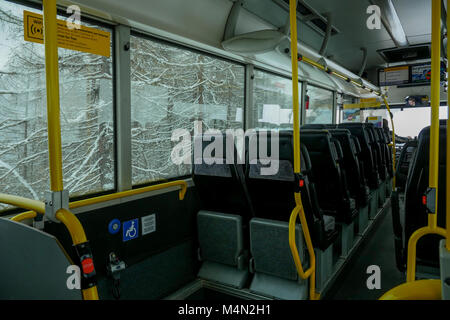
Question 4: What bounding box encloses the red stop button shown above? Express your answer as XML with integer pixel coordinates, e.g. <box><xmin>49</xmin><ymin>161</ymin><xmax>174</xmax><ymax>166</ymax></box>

<box><xmin>82</xmin><ymin>258</ymin><xmax>94</xmax><ymax>275</ymax></box>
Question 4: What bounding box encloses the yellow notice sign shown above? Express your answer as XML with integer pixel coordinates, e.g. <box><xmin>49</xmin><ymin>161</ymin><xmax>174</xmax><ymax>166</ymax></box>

<box><xmin>23</xmin><ymin>10</ymin><xmax>110</xmax><ymax>57</ymax></box>
<box><xmin>360</xmin><ymin>98</ymin><xmax>377</xmax><ymax>103</ymax></box>
<box><xmin>343</xmin><ymin>103</ymin><xmax>361</xmax><ymax>109</ymax></box>
<box><xmin>361</xmin><ymin>101</ymin><xmax>381</xmax><ymax>108</ymax></box>
<box><xmin>343</xmin><ymin>100</ymin><xmax>381</xmax><ymax>109</ymax></box>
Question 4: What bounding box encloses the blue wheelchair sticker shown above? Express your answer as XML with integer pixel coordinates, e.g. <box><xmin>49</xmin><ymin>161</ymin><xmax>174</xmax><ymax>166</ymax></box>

<box><xmin>123</xmin><ymin>219</ymin><xmax>139</xmax><ymax>242</ymax></box>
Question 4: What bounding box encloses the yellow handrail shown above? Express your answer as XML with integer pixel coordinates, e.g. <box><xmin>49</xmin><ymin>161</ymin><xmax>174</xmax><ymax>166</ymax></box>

<box><xmin>288</xmin><ymin>0</ymin><xmax>317</xmax><ymax>301</ymax></box>
<box><xmin>289</xmin><ymin>194</ymin><xmax>317</xmax><ymax>299</ymax></box>
<box><xmin>10</xmin><ymin>180</ymin><xmax>188</xmax><ymax>222</ymax></box>
<box><xmin>55</xmin><ymin>208</ymin><xmax>88</xmax><ymax>246</ymax></box>
<box><xmin>299</xmin><ymin>53</ymin><xmax>378</xmax><ymax>95</ymax></box>
<box><xmin>0</xmin><ymin>193</ymin><xmax>45</xmax><ymax>214</ymax></box>
<box><xmin>382</xmin><ymin>97</ymin><xmax>396</xmax><ymax>190</ymax></box>
<box><xmin>379</xmin><ymin>279</ymin><xmax>442</xmax><ymax>300</ymax></box>
<box><xmin>302</xmin><ymin>56</ymin><xmax>326</xmax><ymax>71</ymax></box>
<box><xmin>55</xmin><ymin>208</ymin><xmax>99</xmax><ymax>300</ymax></box>
<box><xmin>70</xmin><ymin>180</ymin><xmax>187</xmax><ymax>209</ymax></box>
<box><xmin>406</xmin><ymin>225</ymin><xmax>446</xmax><ymax>282</ymax></box>
<box><xmin>10</xmin><ymin>211</ymin><xmax>38</xmax><ymax>222</ymax></box>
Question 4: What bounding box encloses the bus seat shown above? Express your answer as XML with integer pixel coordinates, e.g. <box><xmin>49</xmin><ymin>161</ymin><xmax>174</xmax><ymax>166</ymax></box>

<box><xmin>365</xmin><ymin>124</ymin><xmax>385</xmax><ymax>182</ymax></box>
<box><xmin>302</xmin><ymin>125</ymin><xmax>370</xmax><ymax>207</ymax></box>
<box><xmin>377</xmin><ymin>127</ymin><xmax>394</xmax><ymax>178</ymax></box>
<box><xmin>0</xmin><ymin>218</ymin><xmax>81</xmax><ymax>300</ymax></box>
<box><xmin>338</xmin><ymin>123</ymin><xmax>380</xmax><ymax>189</ymax></box>
<box><xmin>248</xmin><ymin>218</ymin><xmax>308</xmax><ymax>300</ymax></box>
<box><xmin>300</xmin><ymin>129</ymin><xmax>358</xmax><ymax>224</ymax></box>
<box><xmin>328</xmin><ymin>129</ymin><xmax>370</xmax><ymax>207</ymax></box>
<box><xmin>350</xmin><ymin>134</ymin><xmax>371</xmax><ymax>191</ymax></box>
<box><xmin>396</xmin><ymin>139</ymin><xmax>418</xmax><ymax>192</ymax></box>
<box><xmin>404</xmin><ymin>121</ymin><xmax>447</xmax><ymax>268</ymax></box>
<box><xmin>370</xmin><ymin>127</ymin><xmax>388</xmax><ymax>204</ymax></box>
<box><xmin>244</xmin><ymin>130</ymin><xmax>338</xmax><ymax>250</ymax></box>
<box><xmin>192</xmin><ymin>132</ymin><xmax>254</xmax><ymax>218</ymax></box>
<box><xmin>196</xmin><ymin>211</ymin><xmax>249</xmax><ymax>288</ymax></box>
<box><xmin>192</xmin><ymin>132</ymin><xmax>253</xmax><ymax>288</ymax></box>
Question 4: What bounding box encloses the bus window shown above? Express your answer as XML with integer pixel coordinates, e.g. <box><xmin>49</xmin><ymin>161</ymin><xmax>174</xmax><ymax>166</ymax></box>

<box><xmin>341</xmin><ymin>95</ymin><xmax>360</xmax><ymax>123</ymax></box>
<box><xmin>391</xmin><ymin>106</ymin><xmax>448</xmax><ymax>139</ymax></box>
<box><xmin>305</xmin><ymin>85</ymin><xmax>333</xmax><ymax>124</ymax></box>
<box><xmin>361</xmin><ymin>109</ymin><xmax>389</xmax><ymax>126</ymax></box>
<box><xmin>252</xmin><ymin>70</ymin><xmax>297</xmax><ymax>130</ymax></box>
<box><xmin>0</xmin><ymin>2</ymin><xmax>114</xmax><ymax>211</ymax></box>
<box><xmin>130</xmin><ymin>35</ymin><xmax>245</xmax><ymax>185</ymax></box>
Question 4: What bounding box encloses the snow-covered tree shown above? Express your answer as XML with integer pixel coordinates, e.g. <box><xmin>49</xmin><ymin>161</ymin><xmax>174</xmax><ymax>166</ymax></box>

<box><xmin>0</xmin><ymin>3</ymin><xmax>114</xmax><ymax>210</ymax></box>
<box><xmin>0</xmin><ymin>1</ymin><xmax>246</xmax><ymax>210</ymax></box>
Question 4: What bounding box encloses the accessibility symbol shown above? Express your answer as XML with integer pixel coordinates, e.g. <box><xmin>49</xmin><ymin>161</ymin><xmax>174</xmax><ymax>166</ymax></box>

<box><xmin>123</xmin><ymin>219</ymin><xmax>139</xmax><ymax>242</ymax></box>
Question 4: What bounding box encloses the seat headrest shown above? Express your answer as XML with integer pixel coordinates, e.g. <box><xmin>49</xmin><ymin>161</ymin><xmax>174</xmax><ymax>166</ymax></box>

<box><xmin>193</xmin><ymin>132</ymin><xmax>240</xmax><ymax>164</ymax></box>
<box><xmin>302</xmin><ymin>124</ymin><xmax>327</xmax><ymax>130</ymax></box>
<box><xmin>328</xmin><ymin>128</ymin><xmax>352</xmax><ymax>136</ymax></box>
<box><xmin>246</xmin><ymin>129</ymin><xmax>312</xmax><ymax>180</ymax></box>
<box><xmin>416</xmin><ymin>123</ymin><xmax>448</xmax><ymax>164</ymax></box>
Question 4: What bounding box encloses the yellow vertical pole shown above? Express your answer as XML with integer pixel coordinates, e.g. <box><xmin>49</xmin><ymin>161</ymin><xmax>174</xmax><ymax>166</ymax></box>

<box><xmin>289</xmin><ymin>0</ymin><xmax>300</xmax><ymax>173</ymax></box>
<box><xmin>42</xmin><ymin>0</ymin><xmax>99</xmax><ymax>300</ymax></box>
<box><xmin>429</xmin><ymin>0</ymin><xmax>441</xmax><ymax>229</ymax></box>
<box><xmin>405</xmin><ymin>0</ymin><xmax>442</xmax><ymax>282</ymax></box>
<box><xmin>383</xmin><ymin>97</ymin><xmax>396</xmax><ymax>190</ymax></box>
<box><xmin>43</xmin><ymin>0</ymin><xmax>63</xmax><ymax>192</ymax></box>
<box><xmin>447</xmin><ymin>0</ymin><xmax>450</xmax><ymax>250</ymax></box>
<box><xmin>288</xmin><ymin>0</ymin><xmax>317</xmax><ymax>300</ymax></box>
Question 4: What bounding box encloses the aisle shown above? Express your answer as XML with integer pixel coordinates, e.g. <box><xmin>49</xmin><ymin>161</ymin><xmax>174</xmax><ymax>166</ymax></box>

<box><xmin>324</xmin><ymin>207</ymin><xmax>405</xmax><ymax>300</ymax></box>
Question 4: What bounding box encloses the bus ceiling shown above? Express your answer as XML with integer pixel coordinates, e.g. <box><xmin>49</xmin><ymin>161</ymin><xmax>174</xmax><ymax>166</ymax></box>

<box><xmin>65</xmin><ymin>0</ymin><xmax>379</xmax><ymax>97</ymax></box>
<box><xmin>67</xmin><ymin>0</ymin><xmax>439</xmax><ymax>101</ymax></box>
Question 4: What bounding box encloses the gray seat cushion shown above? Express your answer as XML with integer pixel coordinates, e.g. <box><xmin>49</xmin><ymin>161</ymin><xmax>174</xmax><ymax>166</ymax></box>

<box><xmin>197</xmin><ymin>211</ymin><xmax>243</xmax><ymax>267</ymax></box>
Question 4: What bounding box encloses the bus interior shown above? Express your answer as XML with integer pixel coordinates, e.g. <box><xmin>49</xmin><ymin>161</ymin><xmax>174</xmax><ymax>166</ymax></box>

<box><xmin>0</xmin><ymin>0</ymin><xmax>449</xmax><ymax>301</ymax></box>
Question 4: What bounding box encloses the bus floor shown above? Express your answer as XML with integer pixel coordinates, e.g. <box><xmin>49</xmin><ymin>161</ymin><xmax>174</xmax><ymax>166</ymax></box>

<box><xmin>323</xmin><ymin>203</ymin><xmax>405</xmax><ymax>300</ymax></box>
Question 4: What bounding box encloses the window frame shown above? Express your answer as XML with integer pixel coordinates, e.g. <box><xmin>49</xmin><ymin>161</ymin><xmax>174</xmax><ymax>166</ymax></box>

<box><xmin>1</xmin><ymin>0</ymin><xmax>354</xmax><ymax>216</ymax></box>
<box><xmin>304</xmin><ymin>83</ymin><xmax>335</xmax><ymax>125</ymax></box>
<box><xmin>128</xmin><ymin>30</ymin><xmax>247</xmax><ymax>186</ymax></box>
<box><xmin>251</xmin><ymin>67</ymin><xmax>305</xmax><ymax>129</ymax></box>
<box><xmin>0</xmin><ymin>0</ymin><xmax>118</xmax><ymax>215</ymax></box>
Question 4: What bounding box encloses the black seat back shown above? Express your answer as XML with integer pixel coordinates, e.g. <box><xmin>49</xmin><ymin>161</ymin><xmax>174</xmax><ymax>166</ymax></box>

<box><xmin>351</xmin><ymin>134</ymin><xmax>370</xmax><ymax>188</ymax></box>
<box><xmin>377</xmin><ymin>127</ymin><xmax>394</xmax><ymax>178</ymax></box>
<box><xmin>192</xmin><ymin>132</ymin><xmax>254</xmax><ymax>219</ymax></box>
<box><xmin>365</xmin><ymin>124</ymin><xmax>385</xmax><ymax>181</ymax></box>
<box><xmin>244</xmin><ymin>130</ymin><xmax>336</xmax><ymax>249</ymax></box>
<box><xmin>404</xmin><ymin>121</ymin><xmax>447</xmax><ymax>266</ymax></box>
<box><xmin>302</xmin><ymin>124</ymin><xmax>337</xmax><ymax>130</ymax></box>
<box><xmin>338</xmin><ymin>123</ymin><xmax>380</xmax><ymax>189</ymax></box>
<box><xmin>328</xmin><ymin>129</ymin><xmax>370</xmax><ymax>206</ymax></box>
<box><xmin>396</xmin><ymin>140</ymin><xmax>418</xmax><ymax>192</ymax></box>
<box><xmin>374</xmin><ymin>127</ymin><xmax>390</xmax><ymax>179</ymax></box>
<box><xmin>300</xmin><ymin>129</ymin><xmax>357</xmax><ymax>223</ymax></box>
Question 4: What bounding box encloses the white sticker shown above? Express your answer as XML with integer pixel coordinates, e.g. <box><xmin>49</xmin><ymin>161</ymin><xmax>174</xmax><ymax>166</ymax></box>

<box><xmin>141</xmin><ymin>214</ymin><xmax>156</xmax><ymax>236</ymax></box>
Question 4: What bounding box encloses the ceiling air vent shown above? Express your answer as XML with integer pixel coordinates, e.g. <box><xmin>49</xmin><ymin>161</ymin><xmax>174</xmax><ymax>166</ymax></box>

<box><xmin>277</xmin><ymin>0</ymin><xmax>339</xmax><ymax>36</ymax></box>
<box><xmin>378</xmin><ymin>44</ymin><xmax>431</xmax><ymax>63</ymax></box>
